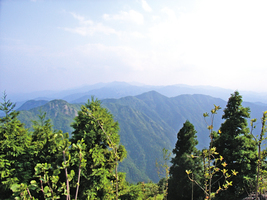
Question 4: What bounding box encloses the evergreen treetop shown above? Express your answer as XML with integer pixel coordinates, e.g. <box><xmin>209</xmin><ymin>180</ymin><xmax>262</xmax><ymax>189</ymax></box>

<box><xmin>168</xmin><ymin>120</ymin><xmax>203</xmax><ymax>200</ymax></box>
<box><xmin>214</xmin><ymin>91</ymin><xmax>257</xmax><ymax>199</ymax></box>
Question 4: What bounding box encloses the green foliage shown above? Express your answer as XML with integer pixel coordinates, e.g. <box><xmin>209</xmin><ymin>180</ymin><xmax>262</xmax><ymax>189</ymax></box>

<box><xmin>30</xmin><ymin>111</ymin><xmax>70</xmax><ymax>166</ymax></box>
<box><xmin>17</xmin><ymin>92</ymin><xmax>227</xmax><ymax>183</ymax></box>
<box><xmin>0</xmin><ymin>92</ymin><xmax>32</xmax><ymax>199</ymax></box>
<box><xmin>106</xmin><ymin>92</ymin><xmax>226</xmax><ymax>183</ymax></box>
<box><xmin>185</xmin><ymin>105</ymin><xmax>237</xmax><ymax>200</ymax></box>
<box><xmin>23</xmin><ymin>137</ymin><xmax>88</xmax><ymax>200</ymax></box>
<box><xmin>250</xmin><ymin>111</ymin><xmax>267</xmax><ymax>199</ymax></box>
<box><xmin>4</xmin><ymin>91</ymin><xmax>267</xmax><ymax>200</ymax></box>
<box><xmin>10</xmin><ymin>182</ymin><xmax>37</xmax><ymax>200</ymax></box>
<box><xmin>214</xmin><ymin>91</ymin><xmax>257</xmax><ymax>199</ymax></box>
<box><xmin>168</xmin><ymin>120</ymin><xmax>203</xmax><ymax>200</ymax></box>
<box><xmin>27</xmin><ymin>111</ymin><xmax>71</xmax><ymax>199</ymax></box>
<box><xmin>0</xmin><ymin>94</ymin><xmax>88</xmax><ymax>199</ymax></box>
<box><xmin>156</xmin><ymin>148</ymin><xmax>171</xmax><ymax>200</ymax></box>
<box><xmin>120</xmin><ymin>181</ymin><xmax>162</xmax><ymax>200</ymax></box>
<box><xmin>18</xmin><ymin>99</ymin><xmax>80</xmax><ymax>134</ymax></box>
<box><xmin>2</xmin><ymin>96</ymin><xmax>128</xmax><ymax>199</ymax></box>
<box><xmin>186</xmin><ymin>148</ymin><xmax>237</xmax><ymax>199</ymax></box>
<box><xmin>70</xmin><ymin>97</ymin><xmax>127</xmax><ymax>199</ymax></box>
<box><xmin>120</xmin><ymin>183</ymin><xmax>145</xmax><ymax>200</ymax></box>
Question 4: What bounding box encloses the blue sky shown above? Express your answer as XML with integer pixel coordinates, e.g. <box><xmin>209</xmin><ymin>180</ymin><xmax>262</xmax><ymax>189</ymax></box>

<box><xmin>1</xmin><ymin>0</ymin><xmax>267</xmax><ymax>94</ymax></box>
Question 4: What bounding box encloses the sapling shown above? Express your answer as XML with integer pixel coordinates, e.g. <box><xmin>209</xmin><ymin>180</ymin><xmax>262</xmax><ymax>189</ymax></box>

<box><xmin>250</xmin><ymin>111</ymin><xmax>267</xmax><ymax>199</ymax></box>
<box><xmin>186</xmin><ymin>105</ymin><xmax>238</xmax><ymax>199</ymax></box>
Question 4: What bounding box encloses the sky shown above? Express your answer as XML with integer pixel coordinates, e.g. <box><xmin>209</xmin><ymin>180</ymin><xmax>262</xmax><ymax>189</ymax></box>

<box><xmin>1</xmin><ymin>0</ymin><xmax>267</xmax><ymax>94</ymax></box>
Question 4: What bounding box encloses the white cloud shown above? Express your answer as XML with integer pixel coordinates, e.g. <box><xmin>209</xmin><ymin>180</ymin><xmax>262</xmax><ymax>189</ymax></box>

<box><xmin>70</xmin><ymin>12</ymin><xmax>93</xmax><ymax>25</ymax></box>
<box><xmin>62</xmin><ymin>24</ymin><xmax>119</xmax><ymax>36</ymax></box>
<box><xmin>61</xmin><ymin>12</ymin><xmax>120</xmax><ymax>36</ymax></box>
<box><xmin>146</xmin><ymin>0</ymin><xmax>267</xmax><ymax>90</ymax></box>
<box><xmin>161</xmin><ymin>7</ymin><xmax>177</xmax><ymax>21</ymax></box>
<box><xmin>16</xmin><ymin>0</ymin><xmax>267</xmax><ymax>92</ymax></box>
<box><xmin>103</xmin><ymin>10</ymin><xmax>144</xmax><ymax>25</ymax></box>
<box><xmin>140</xmin><ymin>0</ymin><xmax>152</xmax><ymax>12</ymax></box>
<box><xmin>75</xmin><ymin>43</ymin><xmax>148</xmax><ymax>72</ymax></box>
<box><xmin>131</xmin><ymin>31</ymin><xmax>145</xmax><ymax>38</ymax></box>
<box><xmin>69</xmin><ymin>41</ymin><xmax>199</xmax><ymax>87</ymax></box>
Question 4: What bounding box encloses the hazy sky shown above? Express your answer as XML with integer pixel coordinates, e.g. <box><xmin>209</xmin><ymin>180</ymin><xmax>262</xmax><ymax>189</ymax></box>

<box><xmin>1</xmin><ymin>0</ymin><xmax>267</xmax><ymax>94</ymax></box>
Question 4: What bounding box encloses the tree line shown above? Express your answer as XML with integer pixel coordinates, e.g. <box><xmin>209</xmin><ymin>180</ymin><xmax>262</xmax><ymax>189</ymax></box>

<box><xmin>168</xmin><ymin>91</ymin><xmax>267</xmax><ymax>200</ymax></box>
<box><xmin>0</xmin><ymin>91</ymin><xmax>266</xmax><ymax>199</ymax></box>
<box><xmin>0</xmin><ymin>93</ymin><xmax>166</xmax><ymax>199</ymax></box>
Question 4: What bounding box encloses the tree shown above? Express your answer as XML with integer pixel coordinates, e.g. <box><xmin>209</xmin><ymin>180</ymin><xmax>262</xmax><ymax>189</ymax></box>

<box><xmin>156</xmin><ymin>148</ymin><xmax>171</xmax><ymax>200</ymax></box>
<box><xmin>185</xmin><ymin>105</ymin><xmax>236</xmax><ymax>199</ymax></box>
<box><xmin>250</xmin><ymin>111</ymin><xmax>267</xmax><ymax>199</ymax></box>
<box><xmin>0</xmin><ymin>92</ymin><xmax>32</xmax><ymax>199</ymax></box>
<box><xmin>11</xmin><ymin>112</ymin><xmax>86</xmax><ymax>200</ymax></box>
<box><xmin>70</xmin><ymin>98</ymin><xmax>127</xmax><ymax>199</ymax></box>
<box><xmin>2</xmin><ymin>97</ymin><xmax>126</xmax><ymax>199</ymax></box>
<box><xmin>213</xmin><ymin>91</ymin><xmax>257</xmax><ymax>199</ymax></box>
<box><xmin>28</xmin><ymin>111</ymin><xmax>71</xmax><ymax>199</ymax></box>
<box><xmin>168</xmin><ymin>120</ymin><xmax>203</xmax><ymax>200</ymax></box>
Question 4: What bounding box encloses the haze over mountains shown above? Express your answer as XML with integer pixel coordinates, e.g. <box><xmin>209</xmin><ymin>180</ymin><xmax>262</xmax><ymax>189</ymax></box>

<box><xmin>8</xmin><ymin>82</ymin><xmax>267</xmax><ymax>183</ymax></box>
<box><xmin>6</xmin><ymin>82</ymin><xmax>267</xmax><ymax>109</ymax></box>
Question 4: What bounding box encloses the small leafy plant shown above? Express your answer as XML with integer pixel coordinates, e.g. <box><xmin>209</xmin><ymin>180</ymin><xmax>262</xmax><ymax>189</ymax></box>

<box><xmin>186</xmin><ymin>105</ymin><xmax>238</xmax><ymax>199</ymax></box>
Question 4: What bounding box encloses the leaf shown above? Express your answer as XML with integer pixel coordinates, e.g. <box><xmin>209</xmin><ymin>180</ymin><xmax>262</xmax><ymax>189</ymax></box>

<box><xmin>185</xmin><ymin>170</ymin><xmax>192</xmax><ymax>175</ymax></box>
<box><xmin>203</xmin><ymin>112</ymin><xmax>209</xmax><ymax>117</ymax></box>
<box><xmin>222</xmin><ymin>168</ymin><xmax>228</xmax><ymax>174</ymax></box>
<box><xmin>221</xmin><ymin>162</ymin><xmax>227</xmax><ymax>167</ymax></box>
<box><xmin>231</xmin><ymin>169</ymin><xmax>238</xmax><ymax>176</ymax></box>
<box><xmin>30</xmin><ymin>180</ymin><xmax>37</xmax><ymax>185</ymax></box>
<box><xmin>208</xmin><ymin>125</ymin><xmax>213</xmax><ymax>130</ymax></box>
<box><xmin>10</xmin><ymin>183</ymin><xmax>20</xmax><ymax>192</ymax></box>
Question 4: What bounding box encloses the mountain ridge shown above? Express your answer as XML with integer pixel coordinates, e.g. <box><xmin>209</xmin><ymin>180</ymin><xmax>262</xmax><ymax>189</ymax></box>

<box><xmin>5</xmin><ymin>82</ymin><xmax>267</xmax><ymax>106</ymax></box>
<box><xmin>14</xmin><ymin>91</ymin><xmax>267</xmax><ymax>183</ymax></box>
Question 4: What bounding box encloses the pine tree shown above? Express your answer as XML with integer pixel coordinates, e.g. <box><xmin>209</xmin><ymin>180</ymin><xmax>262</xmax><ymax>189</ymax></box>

<box><xmin>0</xmin><ymin>93</ymin><xmax>32</xmax><ymax>199</ymax></box>
<box><xmin>214</xmin><ymin>91</ymin><xmax>257</xmax><ymax>199</ymax></box>
<box><xmin>70</xmin><ymin>98</ymin><xmax>127</xmax><ymax>199</ymax></box>
<box><xmin>168</xmin><ymin>120</ymin><xmax>203</xmax><ymax>200</ymax></box>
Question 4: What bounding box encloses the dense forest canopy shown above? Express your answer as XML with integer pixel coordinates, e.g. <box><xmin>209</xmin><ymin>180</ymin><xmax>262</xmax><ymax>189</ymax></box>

<box><xmin>1</xmin><ymin>91</ymin><xmax>267</xmax><ymax>199</ymax></box>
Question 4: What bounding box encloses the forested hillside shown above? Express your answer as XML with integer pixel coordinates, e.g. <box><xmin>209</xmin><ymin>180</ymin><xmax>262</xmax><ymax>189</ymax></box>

<box><xmin>102</xmin><ymin>91</ymin><xmax>226</xmax><ymax>182</ymax></box>
<box><xmin>16</xmin><ymin>91</ymin><xmax>267</xmax><ymax>183</ymax></box>
<box><xmin>17</xmin><ymin>92</ymin><xmax>225</xmax><ymax>183</ymax></box>
<box><xmin>2</xmin><ymin>91</ymin><xmax>267</xmax><ymax>199</ymax></box>
<box><xmin>18</xmin><ymin>99</ymin><xmax>80</xmax><ymax>135</ymax></box>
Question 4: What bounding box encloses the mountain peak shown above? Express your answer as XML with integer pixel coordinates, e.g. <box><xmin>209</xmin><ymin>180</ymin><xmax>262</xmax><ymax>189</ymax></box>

<box><xmin>49</xmin><ymin>99</ymin><xmax>69</xmax><ymax>105</ymax></box>
<box><xmin>136</xmin><ymin>90</ymin><xmax>167</xmax><ymax>100</ymax></box>
<box><xmin>105</xmin><ymin>81</ymin><xmax>132</xmax><ymax>88</ymax></box>
<box><xmin>17</xmin><ymin>100</ymin><xmax>48</xmax><ymax>111</ymax></box>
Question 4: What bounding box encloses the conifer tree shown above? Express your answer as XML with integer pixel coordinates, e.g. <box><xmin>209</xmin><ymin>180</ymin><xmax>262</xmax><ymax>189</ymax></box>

<box><xmin>70</xmin><ymin>98</ymin><xmax>127</xmax><ymax>199</ymax></box>
<box><xmin>0</xmin><ymin>93</ymin><xmax>31</xmax><ymax>199</ymax></box>
<box><xmin>168</xmin><ymin>120</ymin><xmax>203</xmax><ymax>200</ymax></box>
<box><xmin>214</xmin><ymin>91</ymin><xmax>257</xmax><ymax>199</ymax></box>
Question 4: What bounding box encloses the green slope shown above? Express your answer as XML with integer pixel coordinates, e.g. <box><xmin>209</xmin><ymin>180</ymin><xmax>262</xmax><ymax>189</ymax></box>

<box><xmin>102</xmin><ymin>91</ymin><xmax>226</xmax><ymax>182</ymax></box>
<box><xmin>17</xmin><ymin>100</ymin><xmax>48</xmax><ymax>111</ymax></box>
<box><xmin>17</xmin><ymin>92</ymin><xmax>227</xmax><ymax>183</ymax></box>
<box><xmin>18</xmin><ymin>99</ymin><xmax>80</xmax><ymax>134</ymax></box>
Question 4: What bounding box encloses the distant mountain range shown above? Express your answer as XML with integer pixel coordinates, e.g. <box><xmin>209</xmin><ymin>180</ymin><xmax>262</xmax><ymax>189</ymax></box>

<box><xmin>5</xmin><ymin>82</ymin><xmax>267</xmax><ymax>110</ymax></box>
<box><xmin>15</xmin><ymin>90</ymin><xmax>267</xmax><ymax>183</ymax></box>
